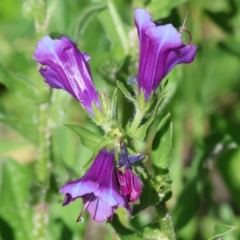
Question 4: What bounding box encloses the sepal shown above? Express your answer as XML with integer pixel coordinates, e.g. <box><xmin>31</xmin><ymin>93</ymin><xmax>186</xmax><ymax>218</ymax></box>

<box><xmin>117</xmin><ymin>80</ymin><xmax>135</xmax><ymax>103</ymax></box>
<box><xmin>92</xmin><ymin>102</ymin><xmax>106</xmax><ymax>125</ymax></box>
<box><xmin>110</xmin><ymin>88</ymin><xmax>118</xmax><ymax>120</ymax></box>
<box><xmin>128</xmin><ymin>91</ymin><xmax>167</xmax><ymax>141</ymax></box>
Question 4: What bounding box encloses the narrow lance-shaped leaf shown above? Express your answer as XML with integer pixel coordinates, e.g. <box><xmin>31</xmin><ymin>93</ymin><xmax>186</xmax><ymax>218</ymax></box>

<box><xmin>151</xmin><ymin>113</ymin><xmax>173</xmax><ymax>172</ymax></box>
<box><xmin>146</xmin><ymin>0</ymin><xmax>188</xmax><ymax>19</ymax></box>
<box><xmin>0</xmin><ymin>63</ymin><xmax>40</xmax><ymax>101</ymax></box>
<box><xmin>62</xmin><ymin>124</ymin><xmax>102</xmax><ymax>150</ymax></box>
<box><xmin>0</xmin><ymin>108</ymin><xmax>38</xmax><ymax>144</ymax></box>
<box><xmin>98</xmin><ymin>2</ymin><xmax>128</xmax><ymax>60</ymax></box>
<box><xmin>0</xmin><ymin>158</ymin><xmax>33</xmax><ymax>240</ymax></box>
<box><xmin>172</xmin><ymin>177</ymin><xmax>201</xmax><ymax>230</ymax></box>
<box><xmin>117</xmin><ymin>80</ymin><xmax>135</xmax><ymax>102</ymax></box>
<box><xmin>106</xmin><ymin>0</ymin><xmax>129</xmax><ymax>54</ymax></box>
<box><xmin>208</xmin><ymin>224</ymin><xmax>236</xmax><ymax>240</ymax></box>
<box><xmin>81</xmin><ymin>137</ymin><xmax>113</xmax><ymax>169</ymax></box>
<box><xmin>74</xmin><ymin>3</ymin><xmax>106</xmax><ymax>41</ymax></box>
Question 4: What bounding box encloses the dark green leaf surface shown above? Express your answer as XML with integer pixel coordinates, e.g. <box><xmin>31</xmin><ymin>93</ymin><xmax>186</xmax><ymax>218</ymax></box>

<box><xmin>152</xmin><ymin>114</ymin><xmax>172</xmax><ymax>171</ymax></box>
<box><xmin>209</xmin><ymin>224</ymin><xmax>236</xmax><ymax>240</ymax></box>
<box><xmin>0</xmin><ymin>64</ymin><xmax>40</xmax><ymax>101</ymax></box>
<box><xmin>172</xmin><ymin>177</ymin><xmax>201</xmax><ymax>230</ymax></box>
<box><xmin>0</xmin><ymin>159</ymin><xmax>33</xmax><ymax>240</ymax></box>
<box><xmin>74</xmin><ymin>3</ymin><xmax>106</xmax><ymax>41</ymax></box>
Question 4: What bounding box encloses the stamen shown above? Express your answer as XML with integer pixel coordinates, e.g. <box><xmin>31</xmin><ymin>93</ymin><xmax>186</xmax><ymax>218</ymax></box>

<box><xmin>76</xmin><ymin>196</ymin><xmax>91</xmax><ymax>223</ymax></box>
<box><xmin>78</xmin><ymin>217</ymin><xmax>84</xmax><ymax>222</ymax></box>
<box><xmin>180</xmin><ymin>12</ymin><xmax>192</xmax><ymax>45</ymax></box>
<box><xmin>76</xmin><ymin>210</ymin><xmax>85</xmax><ymax>223</ymax></box>
<box><xmin>92</xmin><ymin>197</ymin><xmax>99</xmax><ymax>220</ymax></box>
<box><xmin>180</xmin><ymin>12</ymin><xmax>188</xmax><ymax>33</ymax></box>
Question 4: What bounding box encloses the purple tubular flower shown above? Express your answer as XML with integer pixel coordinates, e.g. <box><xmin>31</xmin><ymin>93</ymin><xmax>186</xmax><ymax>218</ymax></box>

<box><xmin>34</xmin><ymin>36</ymin><xmax>100</xmax><ymax>115</ymax></box>
<box><xmin>117</xmin><ymin>168</ymin><xmax>142</xmax><ymax>202</ymax></box>
<box><xmin>59</xmin><ymin>148</ymin><xmax>131</xmax><ymax>222</ymax></box>
<box><xmin>134</xmin><ymin>8</ymin><xmax>197</xmax><ymax>100</ymax></box>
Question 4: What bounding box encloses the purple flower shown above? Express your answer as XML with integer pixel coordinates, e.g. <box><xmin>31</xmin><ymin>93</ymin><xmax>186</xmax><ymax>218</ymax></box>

<box><xmin>134</xmin><ymin>9</ymin><xmax>197</xmax><ymax>100</ymax></box>
<box><xmin>117</xmin><ymin>168</ymin><xmax>142</xmax><ymax>202</ymax></box>
<box><xmin>59</xmin><ymin>148</ymin><xmax>131</xmax><ymax>222</ymax></box>
<box><xmin>34</xmin><ymin>36</ymin><xmax>100</xmax><ymax>115</ymax></box>
<box><xmin>116</xmin><ymin>143</ymin><xmax>143</xmax><ymax>202</ymax></box>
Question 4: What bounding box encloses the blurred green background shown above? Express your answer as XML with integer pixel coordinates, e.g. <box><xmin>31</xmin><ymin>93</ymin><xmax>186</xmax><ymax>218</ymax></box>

<box><xmin>0</xmin><ymin>0</ymin><xmax>240</xmax><ymax>239</ymax></box>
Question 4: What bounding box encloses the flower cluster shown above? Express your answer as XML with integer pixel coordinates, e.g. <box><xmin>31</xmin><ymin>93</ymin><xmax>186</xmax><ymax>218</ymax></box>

<box><xmin>34</xmin><ymin>8</ymin><xmax>197</xmax><ymax>222</ymax></box>
<box><xmin>60</xmin><ymin>148</ymin><xmax>134</xmax><ymax>222</ymax></box>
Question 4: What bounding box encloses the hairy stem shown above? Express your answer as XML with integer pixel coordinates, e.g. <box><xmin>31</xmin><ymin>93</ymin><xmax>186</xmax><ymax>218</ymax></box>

<box><xmin>32</xmin><ymin>0</ymin><xmax>50</xmax><ymax>239</ymax></box>
<box><xmin>36</xmin><ymin>102</ymin><xmax>51</xmax><ymax>186</ymax></box>
<box><xmin>156</xmin><ymin>203</ymin><xmax>176</xmax><ymax>240</ymax></box>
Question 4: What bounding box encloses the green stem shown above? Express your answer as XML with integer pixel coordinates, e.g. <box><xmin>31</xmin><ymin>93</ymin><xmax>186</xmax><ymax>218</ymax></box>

<box><xmin>36</xmin><ymin>102</ymin><xmax>51</xmax><ymax>186</ymax></box>
<box><xmin>31</xmin><ymin>0</ymin><xmax>50</xmax><ymax>239</ymax></box>
<box><xmin>33</xmin><ymin>203</ymin><xmax>49</xmax><ymax>239</ymax></box>
<box><xmin>33</xmin><ymin>101</ymin><xmax>51</xmax><ymax>240</ymax></box>
<box><xmin>156</xmin><ymin>203</ymin><xmax>176</xmax><ymax>240</ymax></box>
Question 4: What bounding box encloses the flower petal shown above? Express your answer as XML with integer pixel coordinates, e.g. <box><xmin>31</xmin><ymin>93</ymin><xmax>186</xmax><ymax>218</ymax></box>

<box><xmin>134</xmin><ymin>8</ymin><xmax>155</xmax><ymax>40</ymax></box>
<box><xmin>134</xmin><ymin>8</ymin><xmax>197</xmax><ymax>100</ymax></box>
<box><xmin>117</xmin><ymin>168</ymin><xmax>142</xmax><ymax>202</ymax></box>
<box><xmin>83</xmin><ymin>194</ymin><xmax>116</xmax><ymax>222</ymax></box>
<box><xmin>34</xmin><ymin>36</ymin><xmax>100</xmax><ymax>115</ymax></box>
<box><xmin>59</xmin><ymin>179</ymin><xmax>99</xmax><ymax>199</ymax></box>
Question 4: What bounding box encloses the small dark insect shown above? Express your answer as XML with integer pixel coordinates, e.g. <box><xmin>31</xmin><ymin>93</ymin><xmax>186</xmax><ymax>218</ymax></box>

<box><xmin>117</xmin><ymin>143</ymin><xmax>145</xmax><ymax>168</ymax></box>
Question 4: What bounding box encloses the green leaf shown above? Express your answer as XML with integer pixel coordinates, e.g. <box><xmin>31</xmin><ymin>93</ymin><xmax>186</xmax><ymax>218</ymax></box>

<box><xmin>172</xmin><ymin>177</ymin><xmax>201</xmax><ymax>230</ymax></box>
<box><xmin>0</xmin><ymin>158</ymin><xmax>33</xmax><ymax>240</ymax></box>
<box><xmin>146</xmin><ymin>0</ymin><xmax>188</xmax><ymax>19</ymax></box>
<box><xmin>74</xmin><ymin>2</ymin><xmax>106</xmax><ymax>41</ymax></box>
<box><xmin>132</xmin><ymin>171</ymin><xmax>171</xmax><ymax>216</ymax></box>
<box><xmin>81</xmin><ymin>137</ymin><xmax>113</xmax><ymax>169</ymax></box>
<box><xmin>117</xmin><ymin>80</ymin><xmax>135</xmax><ymax>102</ymax></box>
<box><xmin>109</xmin><ymin>215</ymin><xmax>134</xmax><ymax>236</ymax></box>
<box><xmin>217</xmin><ymin>148</ymin><xmax>240</xmax><ymax>210</ymax></box>
<box><xmin>98</xmin><ymin>2</ymin><xmax>128</xmax><ymax>60</ymax></box>
<box><xmin>132</xmin><ymin>190</ymin><xmax>159</xmax><ymax>216</ymax></box>
<box><xmin>62</xmin><ymin>124</ymin><xmax>102</xmax><ymax>150</ymax></box>
<box><xmin>106</xmin><ymin>0</ymin><xmax>129</xmax><ymax>54</ymax></box>
<box><xmin>0</xmin><ymin>217</ymin><xmax>15</xmax><ymax>240</ymax></box>
<box><xmin>0</xmin><ymin>63</ymin><xmax>40</xmax><ymax>101</ymax></box>
<box><xmin>151</xmin><ymin>113</ymin><xmax>173</xmax><ymax>171</ymax></box>
<box><xmin>0</xmin><ymin>114</ymin><xmax>38</xmax><ymax>144</ymax></box>
<box><xmin>208</xmin><ymin>224</ymin><xmax>236</xmax><ymax>240</ymax></box>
